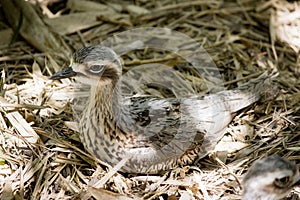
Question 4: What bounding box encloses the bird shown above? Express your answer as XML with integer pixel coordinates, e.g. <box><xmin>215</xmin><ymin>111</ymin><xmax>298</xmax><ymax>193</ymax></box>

<box><xmin>242</xmin><ymin>155</ymin><xmax>300</xmax><ymax>200</ymax></box>
<box><xmin>50</xmin><ymin>45</ymin><xmax>275</xmax><ymax>174</ymax></box>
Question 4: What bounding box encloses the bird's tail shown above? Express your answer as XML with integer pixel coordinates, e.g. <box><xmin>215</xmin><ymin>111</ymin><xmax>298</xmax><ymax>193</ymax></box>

<box><xmin>209</xmin><ymin>71</ymin><xmax>278</xmax><ymax>112</ymax></box>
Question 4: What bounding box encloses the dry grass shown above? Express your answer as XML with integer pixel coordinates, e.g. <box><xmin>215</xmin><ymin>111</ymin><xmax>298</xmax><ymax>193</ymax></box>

<box><xmin>0</xmin><ymin>0</ymin><xmax>299</xmax><ymax>199</ymax></box>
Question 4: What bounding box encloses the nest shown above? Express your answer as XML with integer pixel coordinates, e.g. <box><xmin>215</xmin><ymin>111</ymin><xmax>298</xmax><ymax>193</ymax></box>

<box><xmin>0</xmin><ymin>0</ymin><xmax>299</xmax><ymax>199</ymax></box>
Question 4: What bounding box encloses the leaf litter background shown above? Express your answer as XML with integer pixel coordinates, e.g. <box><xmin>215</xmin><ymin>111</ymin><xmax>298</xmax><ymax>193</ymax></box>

<box><xmin>0</xmin><ymin>0</ymin><xmax>299</xmax><ymax>199</ymax></box>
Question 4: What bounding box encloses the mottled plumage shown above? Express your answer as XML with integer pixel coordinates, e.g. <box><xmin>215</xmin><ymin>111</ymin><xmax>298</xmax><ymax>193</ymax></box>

<box><xmin>51</xmin><ymin>45</ymin><xmax>275</xmax><ymax>174</ymax></box>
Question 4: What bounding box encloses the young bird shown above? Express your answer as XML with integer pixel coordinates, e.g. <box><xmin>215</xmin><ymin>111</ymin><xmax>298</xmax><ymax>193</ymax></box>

<box><xmin>243</xmin><ymin>155</ymin><xmax>300</xmax><ymax>200</ymax></box>
<box><xmin>51</xmin><ymin>45</ymin><xmax>275</xmax><ymax>174</ymax></box>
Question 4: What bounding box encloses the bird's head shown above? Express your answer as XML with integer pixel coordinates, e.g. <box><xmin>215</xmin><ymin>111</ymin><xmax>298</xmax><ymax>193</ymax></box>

<box><xmin>50</xmin><ymin>45</ymin><xmax>122</xmax><ymax>86</ymax></box>
<box><xmin>242</xmin><ymin>155</ymin><xmax>300</xmax><ymax>200</ymax></box>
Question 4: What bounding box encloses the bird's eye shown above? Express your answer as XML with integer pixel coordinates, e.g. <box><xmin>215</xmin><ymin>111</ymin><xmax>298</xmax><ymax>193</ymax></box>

<box><xmin>89</xmin><ymin>65</ymin><xmax>104</xmax><ymax>73</ymax></box>
<box><xmin>274</xmin><ymin>176</ymin><xmax>290</xmax><ymax>188</ymax></box>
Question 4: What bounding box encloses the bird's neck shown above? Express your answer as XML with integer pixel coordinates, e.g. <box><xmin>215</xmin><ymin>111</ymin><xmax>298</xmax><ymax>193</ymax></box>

<box><xmin>89</xmin><ymin>81</ymin><xmax>121</xmax><ymax>121</ymax></box>
<box><xmin>79</xmin><ymin>80</ymin><xmax>127</xmax><ymax>165</ymax></box>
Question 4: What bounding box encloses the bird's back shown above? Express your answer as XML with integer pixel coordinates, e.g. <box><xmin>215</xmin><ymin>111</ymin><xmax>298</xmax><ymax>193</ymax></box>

<box><xmin>108</xmin><ymin>72</ymin><xmax>275</xmax><ymax>173</ymax></box>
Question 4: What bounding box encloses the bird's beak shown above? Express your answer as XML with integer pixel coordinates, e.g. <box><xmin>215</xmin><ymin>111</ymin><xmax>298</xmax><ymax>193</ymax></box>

<box><xmin>50</xmin><ymin>67</ymin><xmax>77</xmax><ymax>80</ymax></box>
